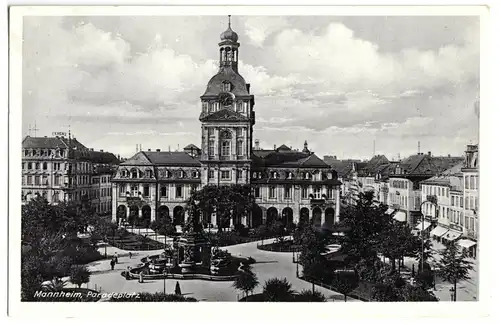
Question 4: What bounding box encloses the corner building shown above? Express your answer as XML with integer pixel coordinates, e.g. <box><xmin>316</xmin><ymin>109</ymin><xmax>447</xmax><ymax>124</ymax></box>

<box><xmin>111</xmin><ymin>20</ymin><xmax>341</xmax><ymax>229</ymax></box>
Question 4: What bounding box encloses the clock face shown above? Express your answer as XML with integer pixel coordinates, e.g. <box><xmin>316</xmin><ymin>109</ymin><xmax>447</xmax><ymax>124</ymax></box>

<box><xmin>219</xmin><ymin>92</ymin><xmax>234</xmax><ymax>106</ymax></box>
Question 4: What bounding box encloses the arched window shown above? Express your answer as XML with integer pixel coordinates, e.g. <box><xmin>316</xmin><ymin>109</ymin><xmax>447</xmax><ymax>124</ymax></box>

<box><xmin>273</xmin><ymin>172</ymin><xmax>279</xmax><ymax>179</ymax></box>
<box><xmin>287</xmin><ymin>172</ymin><xmax>294</xmax><ymax>179</ymax></box>
<box><xmin>253</xmin><ymin>172</ymin><xmax>257</xmax><ymax>179</ymax></box>
<box><xmin>42</xmin><ymin>162</ymin><xmax>47</xmax><ymax>170</ymax></box>
<box><xmin>222</xmin><ymin>81</ymin><xmax>231</xmax><ymax>92</ymax></box>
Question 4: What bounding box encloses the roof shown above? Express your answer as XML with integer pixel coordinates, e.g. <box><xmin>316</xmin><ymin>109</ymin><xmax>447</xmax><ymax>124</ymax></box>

<box><xmin>202</xmin><ymin>67</ymin><xmax>251</xmax><ymax>97</ymax></box>
<box><xmin>276</xmin><ymin>144</ymin><xmax>291</xmax><ymax>151</ymax></box>
<box><xmin>252</xmin><ymin>150</ymin><xmax>329</xmax><ymax>168</ymax></box>
<box><xmin>358</xmin><ymin>155</ymin><xmax>390</xmax><ymax>176</ymax></box>
<box><xmin>394</xmin><ymin>154</ymin><xmax>463</xmax><ymax>176</ymax></box>
<box><xmin>421</xmin><ymin>162</ymin><xmax>464</xmax><ymax>190</ymax></box>
<box><xmin>121</xmin><ymin>151</ymin><xmax>201</xmax><ymax>167</ymax></box>
<box><xmin>22</xmin><ymin>136</ymin><xmax>87</xmax><ymax>150</ymax></box>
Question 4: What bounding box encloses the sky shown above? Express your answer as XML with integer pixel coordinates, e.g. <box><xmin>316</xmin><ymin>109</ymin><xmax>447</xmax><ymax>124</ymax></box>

<box><xmin>22</xmin><ymin>15</ymin><xmax>479</xmax><ymax>160</ymax></box>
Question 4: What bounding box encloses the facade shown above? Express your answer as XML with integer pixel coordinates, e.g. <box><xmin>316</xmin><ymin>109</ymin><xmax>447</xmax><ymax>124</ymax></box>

<box><xmin>420</xmin><ymin>144</ymin><xmax>479</xmax><ymax>258</ymax></box>
<box><xmin>388</xmin><ymin>152</ymin><xmax>463</xmax><ymax>225</ymax></box>
<box><xmin>111</xmin><ymin>21</ymin><xmax>342</xmax><ymax>230</ymax></box>
<box><xmin>21</xmin><ymin>135</ymin><xmax>120</xmax><ymax>209</ymax></box>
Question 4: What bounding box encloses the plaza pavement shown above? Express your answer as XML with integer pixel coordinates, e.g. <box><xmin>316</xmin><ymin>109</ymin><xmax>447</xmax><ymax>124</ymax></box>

<box><xmin>86</xmin><ymin>238</ymin><xmax>358</xmax><ymax>302</ymax></box>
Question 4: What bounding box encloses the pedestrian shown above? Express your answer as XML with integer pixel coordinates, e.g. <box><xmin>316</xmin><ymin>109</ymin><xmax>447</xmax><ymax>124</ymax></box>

<box><xmin>110</xmin><ymin>259</ymin><xmax>115</xmax><ymax>270</ymax></box>
<box><xmin>129</xmin><ymin>252</ymin><xmax>133</xmax><ymax>259</ymax></box>
<box><xmin>114</xmin><ymin>252</ymin><xmax>119</xmax><ymax>264</ymax></box>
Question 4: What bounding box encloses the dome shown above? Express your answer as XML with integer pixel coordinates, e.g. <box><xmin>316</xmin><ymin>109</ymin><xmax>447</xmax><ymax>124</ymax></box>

<box><xmin>220</xmin><ymin>26</ymin><xmax>238</xmax><ymax>42</ymax></box>
<box><xmin>203</xmin><ymin>67</ymin><xmax>249</xmax><ymax>96</ymax></box>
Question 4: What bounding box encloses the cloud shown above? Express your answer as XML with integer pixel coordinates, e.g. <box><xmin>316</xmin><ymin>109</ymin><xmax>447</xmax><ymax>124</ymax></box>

<box><xmin>243</xmin><ymin>17</ymin><xmax>289</xmax><ymax>47</ymax></box>
<box><xmin>22</xmin><ymin>16</ymin><xmax>479</xmax><ymax>159</ymax></box>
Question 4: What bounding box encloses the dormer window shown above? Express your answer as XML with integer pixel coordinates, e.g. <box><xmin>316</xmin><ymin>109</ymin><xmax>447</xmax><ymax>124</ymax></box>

<box><xmin>179</xmin><ymin>170</ymin><xmax>184</xmax><ymax>178</ymax></box>
<box><xmin>272</xmin><ymin>172</ymin><xmax>279</xmax><ymax>179</ymax></box>
<box><xmin>131</xmin><ymin>169</ymin><xmax>138</xmax><ymax>179</ymax></box>
<box><xmin>258</xmin><ymin>172</ymin><xmax>262</xmax><ymax>179</ymax></box>
<box><xmin>253</xmin><ymin>172</ymin><xmax>257</xmax><ymax>179</ymax></box>
<box><xmin>305</xmin><ymin>172</ymin><xmax>310</xmax><ymax>180</ymax></box>
<box><xmin>192</xmin><ymin>171</ymin><xmax>199</xmax><ymax>178</ymax></box>
<box><xmin>145</xmin><ymin>169</ymin><xmax>153</xmax><ymax>178</ymax></box>
<box><xmin>287</xmin><ymin>172</ymin><xmax>294</xmax><ymax>179</ymax></box>
<box><xmin>222</xmin><ymin>81</ymin><xmax>231</xmax><ymax>92</ymax></box>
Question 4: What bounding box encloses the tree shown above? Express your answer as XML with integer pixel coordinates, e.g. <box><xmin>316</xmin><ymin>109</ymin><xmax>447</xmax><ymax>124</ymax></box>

<box><xmin>437</xmin><ymin>241</ymin><xmax>473</xmax><ymax>301</ymax></box>
<box><xmin>294</xmin><ymin>289</ymin><xmax>326</xmax><ymax>302</ymax></box>
<box><xmin>175</xmin><ymin>281</ymin><xmax>182</xmax><ymax>295</ymax></box>
<box><xmin>262</xmin><ymin>278</ymin><xmax>295</xmax><ymax>302</ymax></box>
<box><xmin>340</xmin><ymin>192</ymin><xmax>392</xmax><ymax>266</ymax></box>
<box><xmin>233</xmin><ymin>268</ymin><xmax>259</xmax><ymax>300</ymax></box>
<box><xmin>402</xmin><ymin>285</ymin><xmax>438</xmax><ymax>301</ymax></box>
<box><xmin>186</xmin><ymin>184</ymin><xmax>255</xmax><ymax>231</ymax></box>
<box><xmin>69</xmin><ymin>265</ymin><xmax>91</xmax><ymax>288</ymax></box>
<box><xmin>331</xmin><ymin>270</ymin><xmax>360</xmax><ymax>302</ymax></box>
<box><xmin>298</xmin><ymin>224</ymin><xmax>329</xmax><ymax>292</ymax></box>
<box><xmin>380</xmin><ymin>221</ymin><xmax>420</xmax><ymax>273</ymax></box>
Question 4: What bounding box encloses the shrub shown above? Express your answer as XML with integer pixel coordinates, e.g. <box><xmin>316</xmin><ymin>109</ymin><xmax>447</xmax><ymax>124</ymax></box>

<box><xmin>69</xmin><ymin>264</ymin><xmax>91</xmax><ymax>288</ymax></box>
<box><xmin>262</xmin><ymin>277</ymin><xmax>295</xmax><ymax>302</ymax></box>
<box><xmin>294</xmin><ymin>289</ymin><xmax>326</xmax><ymax>302</ymax></box>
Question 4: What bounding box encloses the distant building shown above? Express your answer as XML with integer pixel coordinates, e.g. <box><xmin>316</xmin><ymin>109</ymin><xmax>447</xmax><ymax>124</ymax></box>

<box><xmin>21</xmin><ymin>135</ymin><xmax>120</xmax><ymax>212</ymax></box>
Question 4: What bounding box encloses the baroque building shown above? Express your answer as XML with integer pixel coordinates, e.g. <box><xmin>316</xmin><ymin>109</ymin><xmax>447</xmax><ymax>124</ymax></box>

<box><xmin>21</xmin><ymin>135</ymin><xmax>120</xmax><ymax>214</ymax></box>
<box><xmin>111</xmin><ymin>19</ymin><xmax>342</xmax><ymax>230</ymax></box>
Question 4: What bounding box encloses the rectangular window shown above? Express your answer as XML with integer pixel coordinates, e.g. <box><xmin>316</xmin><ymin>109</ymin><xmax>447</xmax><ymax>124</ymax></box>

<box><xmin>53</xmin><ymin>191</ymin><xmax>60</xmax><ymax>202</ymax></box>
<box><xmin>302</xmin><ymin>186</ymin><xmax>308</xmax><ymax>199</ymax></box>
<box><xmin>313</xmin><ymin>186</ymin><xmax>321</xmax><ymax>199</ymax></box>
<box><xmin>254</xmin><ymin>187</ymin><xmax>260</xmax><ymax>198</ymax></box>
<box><xmin>28</xmin><ymin>162</ymin><xmax>32</xmax><ymax>170</ymax></box>
<box><xmin>208</xmin><ymin>128</ymin><xmax>214</xmax><ymax>136</ymax></box>
<box><xmin>236</xmin><ymin>128</ymin><xmax>243</xmax><ymax>137</ymax></box>
<box><xmin>202</xmin><ymin>102</ymin><xmax>208</xmax><ymax>112</ymax></box>
<box><xmin>237</xmin><ymin>170</ymin><xmax>243</xmax><ymax>180</ymax></box>
<box><xmin>54</xmin><ymin>175</ymin><xmax>60</xmax><ymax>186</ymax></box>
<box><xmin>221</xmin><ymin>170</ymin><xmax>231</xmax><ymax>180</ymax></box>
<box><xmin>475</xmin><ymin>197</ymin><xmax>478</xmax><ymax>210</ymax></box>
<box><xmin>42</xmin><ymin>175</ymin><xmax>48</xmax><ymax>185</ymax></box>
<box><xmin>465</xmin><ymin>176</ymin><xmax>470</xmax><ymax>190</ymax></box>
<box><xmin>460</xmin><ymin>197</ymin><xmax>463</xmax><ymax>208</ymax></box>
<box><xmin>269</xmin><ymin>186</ymin><xmax>276</xmax><ymax>199</ymax></box>
<box><xmin>208</xmin><ymin>140</ymin><xmax>215</xmax><ymax>157</ymax></box>
<box><xmin>176</xmin><ymin>185</ymin><xmax>182</xmax><ymax>198</ymax></box>
<box><xmin>284</xmin><ymin>185</ymin><xmax>292</xmax><ymax>199</ymax></box>
<box><xmin>131</xmin><ymin>185</ymin><xmax>138</xmax><ymax>197</ymax></box>
<box><xmin>209</xmin><ymin>102</ymin><xmax>215</xmax><ymax>112</ymax></box>
<box><xmin>22</xmin><ymin>176</ymin><xmax>26</xmax><ymax>185</ymax></box>
<box><xmin>221</xmin><ymin>141</ymin><xmax>230</xmax><ymax>156</ymax></box>
<box><xmin>237</xmin><ymin>141</ymin><xmax>243</xmax><ymax>156</ymax></box>
<box><xmin>465</xmin><ymin>196</ymin><xmax>469</xmax><ymax>210</ymax></box>
<box><xmin>327</xmin><ymin>187</ymin><xmax>334</xmax><ymax>199</ymax></box>
<box><xmin>143</xmin><ymin>185</ymin><xmax>150</xmax><ymax>197</ymax></box>
<box><xmin>237</xmin><ymin>102</ymin><xmax>243</xmax><ymax>112</ymax></box>
<box><xmin>209</xmin><ymin>170</ymin><xmax>214</xmax><ymax>179</ymax></box>
<box><xmin>34</xmin><ymin>176</ymin><xmax>40</xmax><ymax>185</ymax></box>
<box><xmin>160</xmin><ymin>186</ymin><xmax>167</xmax><ymax>197</ymax></box>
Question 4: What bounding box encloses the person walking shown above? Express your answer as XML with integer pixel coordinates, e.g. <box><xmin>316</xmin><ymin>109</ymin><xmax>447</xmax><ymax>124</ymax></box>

<box><xmin>114</xmin><ymin>252</ymin><xmax>119</xmax><ymax>264</ymax></box>
<box><xmin>110</xmin><ymin>259</ymin><xmax>115</xmax><ymax>270</ymax></box>
<box><xmin>129</xmin><ymin>252</ymin><xmax>133</xmax><ymax>259</ymax></box>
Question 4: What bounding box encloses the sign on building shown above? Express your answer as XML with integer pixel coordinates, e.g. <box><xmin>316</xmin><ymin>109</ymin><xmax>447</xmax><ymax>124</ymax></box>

<box><xmin>52</xmin><ymin>132</ymin><xmax>67</xmax><ymax>137</ymax></box>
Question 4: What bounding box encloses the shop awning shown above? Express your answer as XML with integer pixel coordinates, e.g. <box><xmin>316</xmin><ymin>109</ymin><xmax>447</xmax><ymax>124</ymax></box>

<box><xmin>443</xmin><ymin>230</ymin><xmax>462</xmax><ymax>241</ymax></box>
<box><xmin>430</xmin><ymin>226</ymin><xmax>449</xmax><ymax>238</ymax></box>
<box><xmin>393</xmin><ymin>211</ymin><xmax>406</xmax><ymax>222</ymax></box>
<box><xmin>385</xmin><ymin>208</ymin><xmax>395</xmax><ymax>215</ymax></box>
<box><xmin>414</xmin><ymin>221</ymin><xmax>432</xmax><ymax>231</ymax></box>
<box><xmin>457</xmin><ymin>239</ymin><xmax>477</xmax><ymax>249</ymax></box>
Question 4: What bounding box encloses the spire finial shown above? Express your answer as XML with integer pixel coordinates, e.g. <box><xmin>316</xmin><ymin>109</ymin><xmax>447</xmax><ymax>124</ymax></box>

<box><xmin>228</xmin><ymin>15</ymin><xmax>231</xmax><ymax>28</ymax></box>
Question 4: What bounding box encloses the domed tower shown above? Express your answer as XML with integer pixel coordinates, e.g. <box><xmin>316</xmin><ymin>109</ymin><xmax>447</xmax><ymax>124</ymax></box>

<box><xmin>199</xmin><ymin>16</ymin><xmax>255</xmax><ymax>187</ymax></box>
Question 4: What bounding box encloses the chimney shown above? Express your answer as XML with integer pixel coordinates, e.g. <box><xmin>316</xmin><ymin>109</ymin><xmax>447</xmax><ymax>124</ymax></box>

<box><xmin>156</xmin><ymin>149</ymin><xmax>160</xmax><ymax>152</ymax></box>
<box><xmin>428</xmin><ymin>151</ymin><xmax>431</xmax><ymax>156</ymax></box>
<box><xmin>334</xmin><ymin>155</ymin><xmax>337</xmax><ymax>160</ymax></box>
<box><xmin>90</xmin><ymin>148</ymin><xmax>94</xmax><ymax>151</ymax></box>
<box><xmin>246</xmin><ymin>84</ymin><xmax>251</xmax><ymax>92</ymax></box>
<box><xmin>117</xmin><ymin>154</ymin><xmax>120</xmax><ymax>160</ymax></box>
<box><xmin>100</xmin><ymin>149</ymin><xmax>104</xmax><ymax>152</ymax></box>
<box><xmin>148</xmin><ymin>148</ymin><xmax>151</xmax><ymax>152</ymax></box>
<box><xmin>274</xmin><ymin>144</ymin><xmax>276</xmax><ymax>150</ymax></box>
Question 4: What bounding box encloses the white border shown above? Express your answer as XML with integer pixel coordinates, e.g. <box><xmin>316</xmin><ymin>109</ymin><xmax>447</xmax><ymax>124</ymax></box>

<box><xmin>6</xmin><ymin>3</ymin><xmax>498</xmax><ymax>321</ymax></box>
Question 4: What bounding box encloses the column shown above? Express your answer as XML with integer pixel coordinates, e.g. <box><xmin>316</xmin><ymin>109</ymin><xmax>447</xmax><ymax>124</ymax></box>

<box><xmin>215</xmin><ymin>128</ymin><xmax>220</xmax><ymax>159</ymax></box>
<box><xmin>241</xmin><ymin>214</ymin><xmax>248</xmax><ymax>227</ymax></box>
<box><xmin>151</xmin><ymin>205</ymin><xmax>156</xmax><ymax>222</ymax></box>
<box><xmin>230</xmin><ymin>217</ymin><xmax>234</xmax><ymax>228</ymax></box>
<box><xmin>321</xmin><ymin>209</ymin><xmax>325</xmax><ymax>227</ymax></box>
<box><xmin>211</xmin><ymin>211</ymin><xmax>217</xmax><ymax>227</ymax></box>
